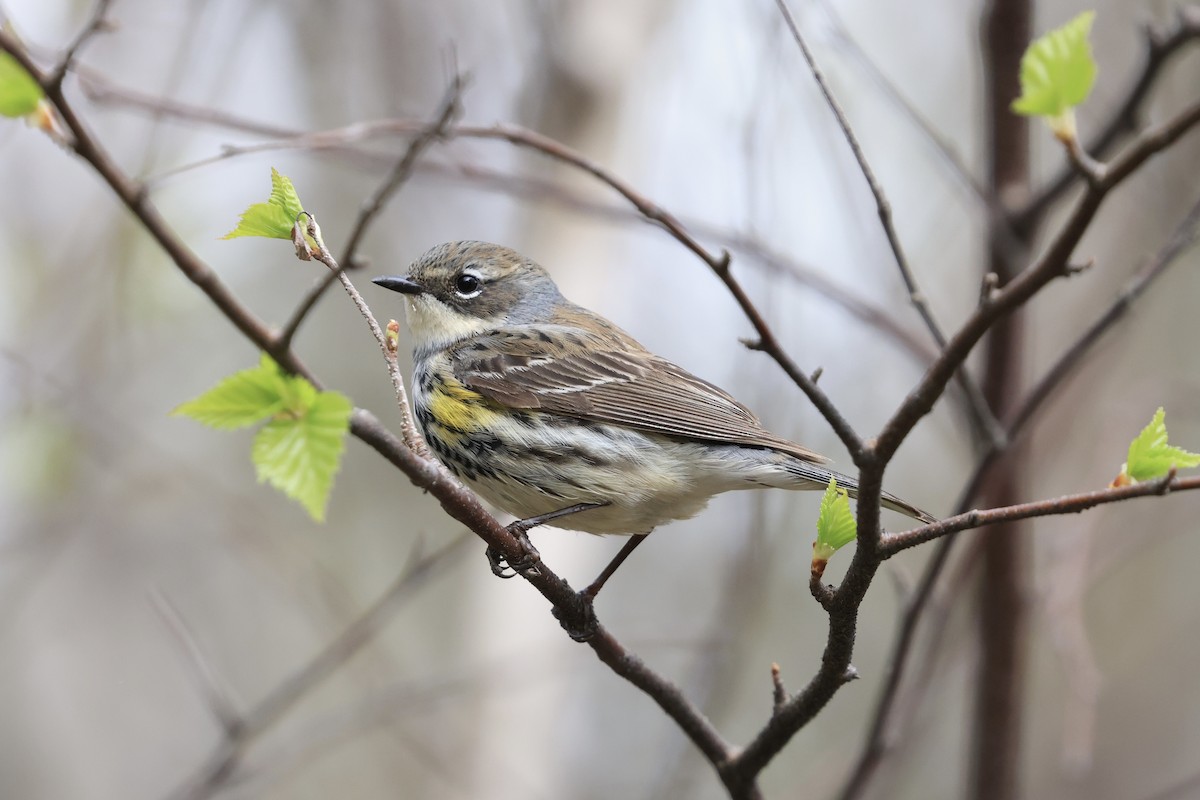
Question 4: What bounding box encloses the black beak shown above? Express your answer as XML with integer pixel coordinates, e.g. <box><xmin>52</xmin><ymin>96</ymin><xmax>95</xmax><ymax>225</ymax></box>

<box><xmin>372</xmin><ymin>275</ymin><xmax>424</xmax><ymax>295</ymax></box>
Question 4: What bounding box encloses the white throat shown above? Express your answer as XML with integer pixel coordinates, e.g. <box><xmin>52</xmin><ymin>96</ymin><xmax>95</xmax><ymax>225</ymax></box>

<box><xmin>404</xmin><ymin>294</ymin><xmax>493</xmax><ymax>359</ymax></box>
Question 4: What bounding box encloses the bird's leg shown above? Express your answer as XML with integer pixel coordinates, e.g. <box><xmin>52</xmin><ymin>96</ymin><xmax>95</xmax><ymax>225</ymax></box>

<box><xmin>550</xmin><ymin>534</ymin><xmax>649</xmax><ymax>642</ymax></box>
<box><xmin>486</xmin><ymin>501</ymin><xmax>608</xmax><ymax>579</ymax></box>
<box><xmin>582</xmin><ymin>533</ymin><xmax>649</xmax><ymax>599</ymax></box>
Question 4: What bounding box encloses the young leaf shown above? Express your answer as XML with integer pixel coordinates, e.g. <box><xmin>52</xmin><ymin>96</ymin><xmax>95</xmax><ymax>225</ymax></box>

<box><xmin>814</xmin><ymin>477</ymin><xmax>857</xmax><ymax>564</ymax></box>
<box><xmin>223</xmin><ymin>168</ymin><xmax>305</xmax><ymax>240</ymax></box>
<box><xmin>173</xmin><ymin>355</ymin><xmax>352</xmax><ymax>520</ymax></box>
<box><xmin>251</xmin><ymin>389</ymin><xmax>352</xmax><ymax>522</ymax></box>
<box><xmin>172</xmin><ymin>355</ymin><xmax>289</xmax><ymax>429</ymax></box>
<box><xmin>0</xmin><ymin>50</ymin><xmax>44</xmax><ymax>118</ymax></box>
<box><xmin>1124</xmin><ymin>407</ymin><xmax>1200</xmax><ymax>482</ymax></box>
<box><xmin>1011</xmin><ymin>11</ymin><xmax>1097</xmax><ymax>139</ymax></box>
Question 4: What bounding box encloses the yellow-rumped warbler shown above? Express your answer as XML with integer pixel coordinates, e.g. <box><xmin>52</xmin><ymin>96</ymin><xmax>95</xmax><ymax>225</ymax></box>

<box><xmin>374</xmin><ymin>241</ymin><xmax>933</xmax><ymax>589</ymax></box>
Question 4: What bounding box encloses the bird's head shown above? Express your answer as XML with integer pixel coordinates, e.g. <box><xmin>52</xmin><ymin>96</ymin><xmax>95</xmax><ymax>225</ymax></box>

<box><xmin>373</xmin><ymin>241</ymin><xmax>564</xmax><ymax>356</ymax></box>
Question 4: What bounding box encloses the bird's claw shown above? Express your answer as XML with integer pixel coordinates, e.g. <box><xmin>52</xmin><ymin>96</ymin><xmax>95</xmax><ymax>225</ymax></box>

<box><xmin>485</xmin><ymin>524</ymin><xmax>542</xmax><ymax>579</ymax></box>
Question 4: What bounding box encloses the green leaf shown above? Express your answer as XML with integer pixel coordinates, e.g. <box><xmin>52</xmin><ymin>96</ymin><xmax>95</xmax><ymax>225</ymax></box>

<box><xmin>1125</xmin><ymin>407</ymin><xmax>1200</xmax><ymax>482</ymax></box>
<box><xmin>251</xmin><ymin>389</ymin><xmax>352</xmax><ymax>522</ymax></box>
<box><xmin>223</xmin><ymin>168</ymin><xmax>305</xmax><ymax>240</ymax></box>
<box><xmin>0</xmin><ymin>50</ymin><xmax>44</xmax><ymax>118</ymax></box>
<box><xmin>1011</xmin><ymin>11</ymin><xmax>1097</xmax><ymax>134</ymax></box>
<box><xmin>814</xmin><ymin>477</ymin><xmax>857</xmax><ymax>562</ymax></box>
<box><xmin>171</xmin><ymin>355</ymin><xmax>289</xmax><ymax>429</ymax></box>
<box><xmin>173</xmin><ymin>354</ymin><xmax>352</xmax><ymax>520</ymax></box>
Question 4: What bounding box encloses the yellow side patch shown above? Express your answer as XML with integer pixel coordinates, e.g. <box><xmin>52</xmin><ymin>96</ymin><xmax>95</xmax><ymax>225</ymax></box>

<box><xmin>428</xmin><ymin>378</ymin><xmax>500</xmax><ymax>432</ymax></box>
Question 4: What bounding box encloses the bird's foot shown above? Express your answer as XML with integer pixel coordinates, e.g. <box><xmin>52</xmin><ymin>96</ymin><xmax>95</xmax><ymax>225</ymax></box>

<box><xmin>486</xmin><ymin>523</ymin><xmax>542</xmax><ymax>579</ymax></box>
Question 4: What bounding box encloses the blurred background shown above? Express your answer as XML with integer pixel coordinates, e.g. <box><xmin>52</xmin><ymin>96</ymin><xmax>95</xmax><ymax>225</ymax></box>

<box><xmin>1</xmin><ymin>0</ymin><xmax>1198</xmax><ymax>798</ymax></box>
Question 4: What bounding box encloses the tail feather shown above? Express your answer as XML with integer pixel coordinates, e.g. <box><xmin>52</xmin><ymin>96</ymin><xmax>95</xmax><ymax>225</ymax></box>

<box><xmin>784</xmin><ymin>459</ymin><xmax>937</xmax><ymax>524</ymax></box>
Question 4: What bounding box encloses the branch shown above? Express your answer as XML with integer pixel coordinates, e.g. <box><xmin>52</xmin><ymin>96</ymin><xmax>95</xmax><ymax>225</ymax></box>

<box><xmin>80</xmin><ymin>77</ymin><xmax>979</xmax><ymax>438</ymax></box>
<box><xmin>835</xmin><ymin>189</ymin><xmax>1200</xmax><ymax>800</ymax></box>
<box><xmin>150</xmin><ymin>591</ymin><xmax>242</xmax><ymax>736</ymax></box>
<box><xmin>773</xmin><ymin>0</ymin><xmax>1005</xmax><ymax>450</ymax></box>
<box><xmin>1008</xmin><ymin>192</ymin><xmax>1200</xmax><ymax>436</ymax></box>
<box><xmin>276</xmin><ymin>75</ymin><xmax>464</xmax><ymax>353</ymax></box>
<box><xmin>875</xmin><ymin>96</ymin><xmax>1200</xmax><ymax>463</ymax></box>
<box><xmin>343</xmin><ymin>76</ymin><xmax>464</xmax><ymax>269</ymax></box>
<box><xmin>0</xmin><ymin>33</ymin><xmax>737</xmax><ymax>793</ymax></box>
<box><xmin>463</xmin><ymin>122</ymin><xmax>863</xmax><ymax>458</ymax></box>
<box><xmin>46</xmin><ymin>0</ymin><xmax>114</xmax><ymax>92</ymax></box>
<box><xmin>727</xmin><ymin>72</ymin><xmax>1200</xmax><ymax>795</ymax></box>
<box><xmin>1016</xmin><ymin>8</ymin><xmax>1200</xmax><ymax>230</ymax></box>
<box><xmin>168</xmin><ymin>535</ymin><xmax>471</xmax><ymax>800</ymax></box>
<box><xmin>882</xmin><ymin>472</ymin><xmax>1197</xmax><ymax>556</ymax></box>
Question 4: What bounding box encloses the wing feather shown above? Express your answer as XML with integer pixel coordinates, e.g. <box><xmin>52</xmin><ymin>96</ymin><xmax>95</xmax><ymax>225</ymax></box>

<box><xmin>451</xmin><ymin>324</ymin><xmax>826</xmax><ymax>463</ymax></box>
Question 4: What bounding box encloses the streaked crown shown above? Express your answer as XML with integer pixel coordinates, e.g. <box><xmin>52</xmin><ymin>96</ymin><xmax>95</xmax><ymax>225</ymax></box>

<box><xmin>373</xmin><ymin>241</ymin><xmax>565</xmax><ymax>355</ymax></box>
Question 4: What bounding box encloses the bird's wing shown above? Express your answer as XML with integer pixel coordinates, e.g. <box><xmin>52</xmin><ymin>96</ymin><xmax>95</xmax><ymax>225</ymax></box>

<box><xmin>451</xmin><ymin>325</ymin><xmax>827</xmax><ymax>463</ymax></box>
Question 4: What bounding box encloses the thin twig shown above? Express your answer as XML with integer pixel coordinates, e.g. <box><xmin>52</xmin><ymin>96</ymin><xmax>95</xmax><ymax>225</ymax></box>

<box><xmin>47</xmin><ymin>0</ymin><xmax>114</xmax><ymax>91</ymax></box>
<box><xmin>150</xmin><ymin>590</ymin><xmax>242</xmax><ymax>735</ymax></box>
<box><xmin>80</xmin><ymin>77</ymin><xmax>960</xmax><ymax>411</ymax></box>
<box><xmin>772</xmin><ymin>0</ymin><xmax>1006</xmax><ymax>450</ymax></box>
<box><xmin>882</xmin><ymin>472</ymin><xmax>1196</xmax><ymax>556</ymax></box>
<box><xmin>296</xmin><ymin>214</ymin><xmax>429</xmax><ymax>457</ymax></box>
<box><xmin>344</xmin><ymin>76</ymin><xmax>464</xmax><ymax>268</ymax></box>
<box><xmin>1009</xmin><ymin>193</ymin><xmax>1200</xmax><ymax>436</ymax></box>
<box><xmin>168</xmin><ymin>534</ymin><xmax>471</xmax><ymax>800</ymax></box>
<box><xmin>1016</xmin><ymin>8</ymin><xmax>1200</xmax><ymax>230</ymax></box>
<box><xmin>465</xmin><ymin>123</ymin><xmax>863</xmax><ymax>459</ymax></box>
<box><xmin>277</xmin><ymin>76</ymin><xmax>464</xmax><ymax>353</ymax></box>
<box><xmin>722</xmin><ymin>94</ymin><xmax>1200</xmax><ymax>789</ymax></box>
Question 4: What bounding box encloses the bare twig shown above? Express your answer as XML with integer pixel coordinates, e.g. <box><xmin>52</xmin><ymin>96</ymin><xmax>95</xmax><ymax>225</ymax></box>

<box><xmin>1016</xmin><ymin>8</ymin><xmax>1200</xmax><ymax>230</ymax></box>
<box><xmin>770</xmin><ymin>0</ymin><xmax>938</xmax><ymax>346</ymax></box>
<box><xmin>168</xmin><ymin>534</ymin><xmax>471</xmax><ymax>800</ymax></box>
<box><xmin>772</xmin><ymin>0</ymin><xmax>1005</xmax><ymax>450</ymax></box>
<box><xmin>47</xmin><ymin>0</ymin><xmax>114</xmax><ymax>91</ymax></box>
<box><xmin>874</xmin><ymin>97</ymin><xmax>1200</xmax><ymax>464</ymax></box>
<box><xmin>835</xmin><ymin>191</ymin><xmax>1200</xmax><ymax>800</ymax></box>
<box><xmin>883</xmin><ymin>472</ymin><xmax>1194</xmax><ymax>556</ymax></box>
<box><xmin>346</xmin><ymin>76</ymin><xmax>464</xmax><ymax>267</ymax></box>
<box><xmin>724</xmin><ymin>94</ymin><xmax>1200</xmax><ymax>792</ymax></box>
<box><xmin>771</xmin><ymin>664</ymin><xmax>788</xmax><ymax>715</ymax></box>
<box><xmin>150</xmin><ymin>590</ymin><xmax>242</xmax><ymax>735</ymax></box>
<box><xmin>277</xmin><ymin>76</ymin><xmax>464</xmax><ymax>353</ymax></box>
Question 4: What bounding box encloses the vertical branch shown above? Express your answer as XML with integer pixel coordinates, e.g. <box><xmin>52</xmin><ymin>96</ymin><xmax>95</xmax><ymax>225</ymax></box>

<box><xmin>975</xmin><ymin>2</ymin><xmax>1032</xmax><ymax>800</ymax></box>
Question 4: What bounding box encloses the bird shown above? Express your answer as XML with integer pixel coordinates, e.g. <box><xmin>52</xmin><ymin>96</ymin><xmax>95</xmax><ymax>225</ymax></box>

<box><xmin>374</xmin><ymin>241</ymin><xmax>934</xmax><ymax>596</ymax></box>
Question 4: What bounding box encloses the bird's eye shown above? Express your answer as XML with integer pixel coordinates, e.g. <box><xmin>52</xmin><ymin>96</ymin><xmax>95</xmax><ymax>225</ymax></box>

<box><xmin>454</xmin><ymin>271</ymin><xmax>483</xmax><ymax>298</ymax></box>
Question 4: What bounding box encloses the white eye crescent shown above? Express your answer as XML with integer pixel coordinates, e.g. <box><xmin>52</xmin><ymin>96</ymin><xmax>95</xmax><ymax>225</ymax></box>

<box><xmin>454</xmin><ymin>268</ymin><xmax>483</xmax><ymax>299</ymax></box>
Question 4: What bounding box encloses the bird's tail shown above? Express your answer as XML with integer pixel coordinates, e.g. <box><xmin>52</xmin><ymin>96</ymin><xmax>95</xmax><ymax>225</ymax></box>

<box><xmin>783</xmin><ymin>459</ymin><xmax>937</xmax><ymax>524</ymax></box>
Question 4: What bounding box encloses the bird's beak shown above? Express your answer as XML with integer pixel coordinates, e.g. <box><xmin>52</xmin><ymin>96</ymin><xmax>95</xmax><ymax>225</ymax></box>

<box><xmin>372</xmin><ymin>275</ymin><xmax>424</xmax><ymax>295</ymax></box>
